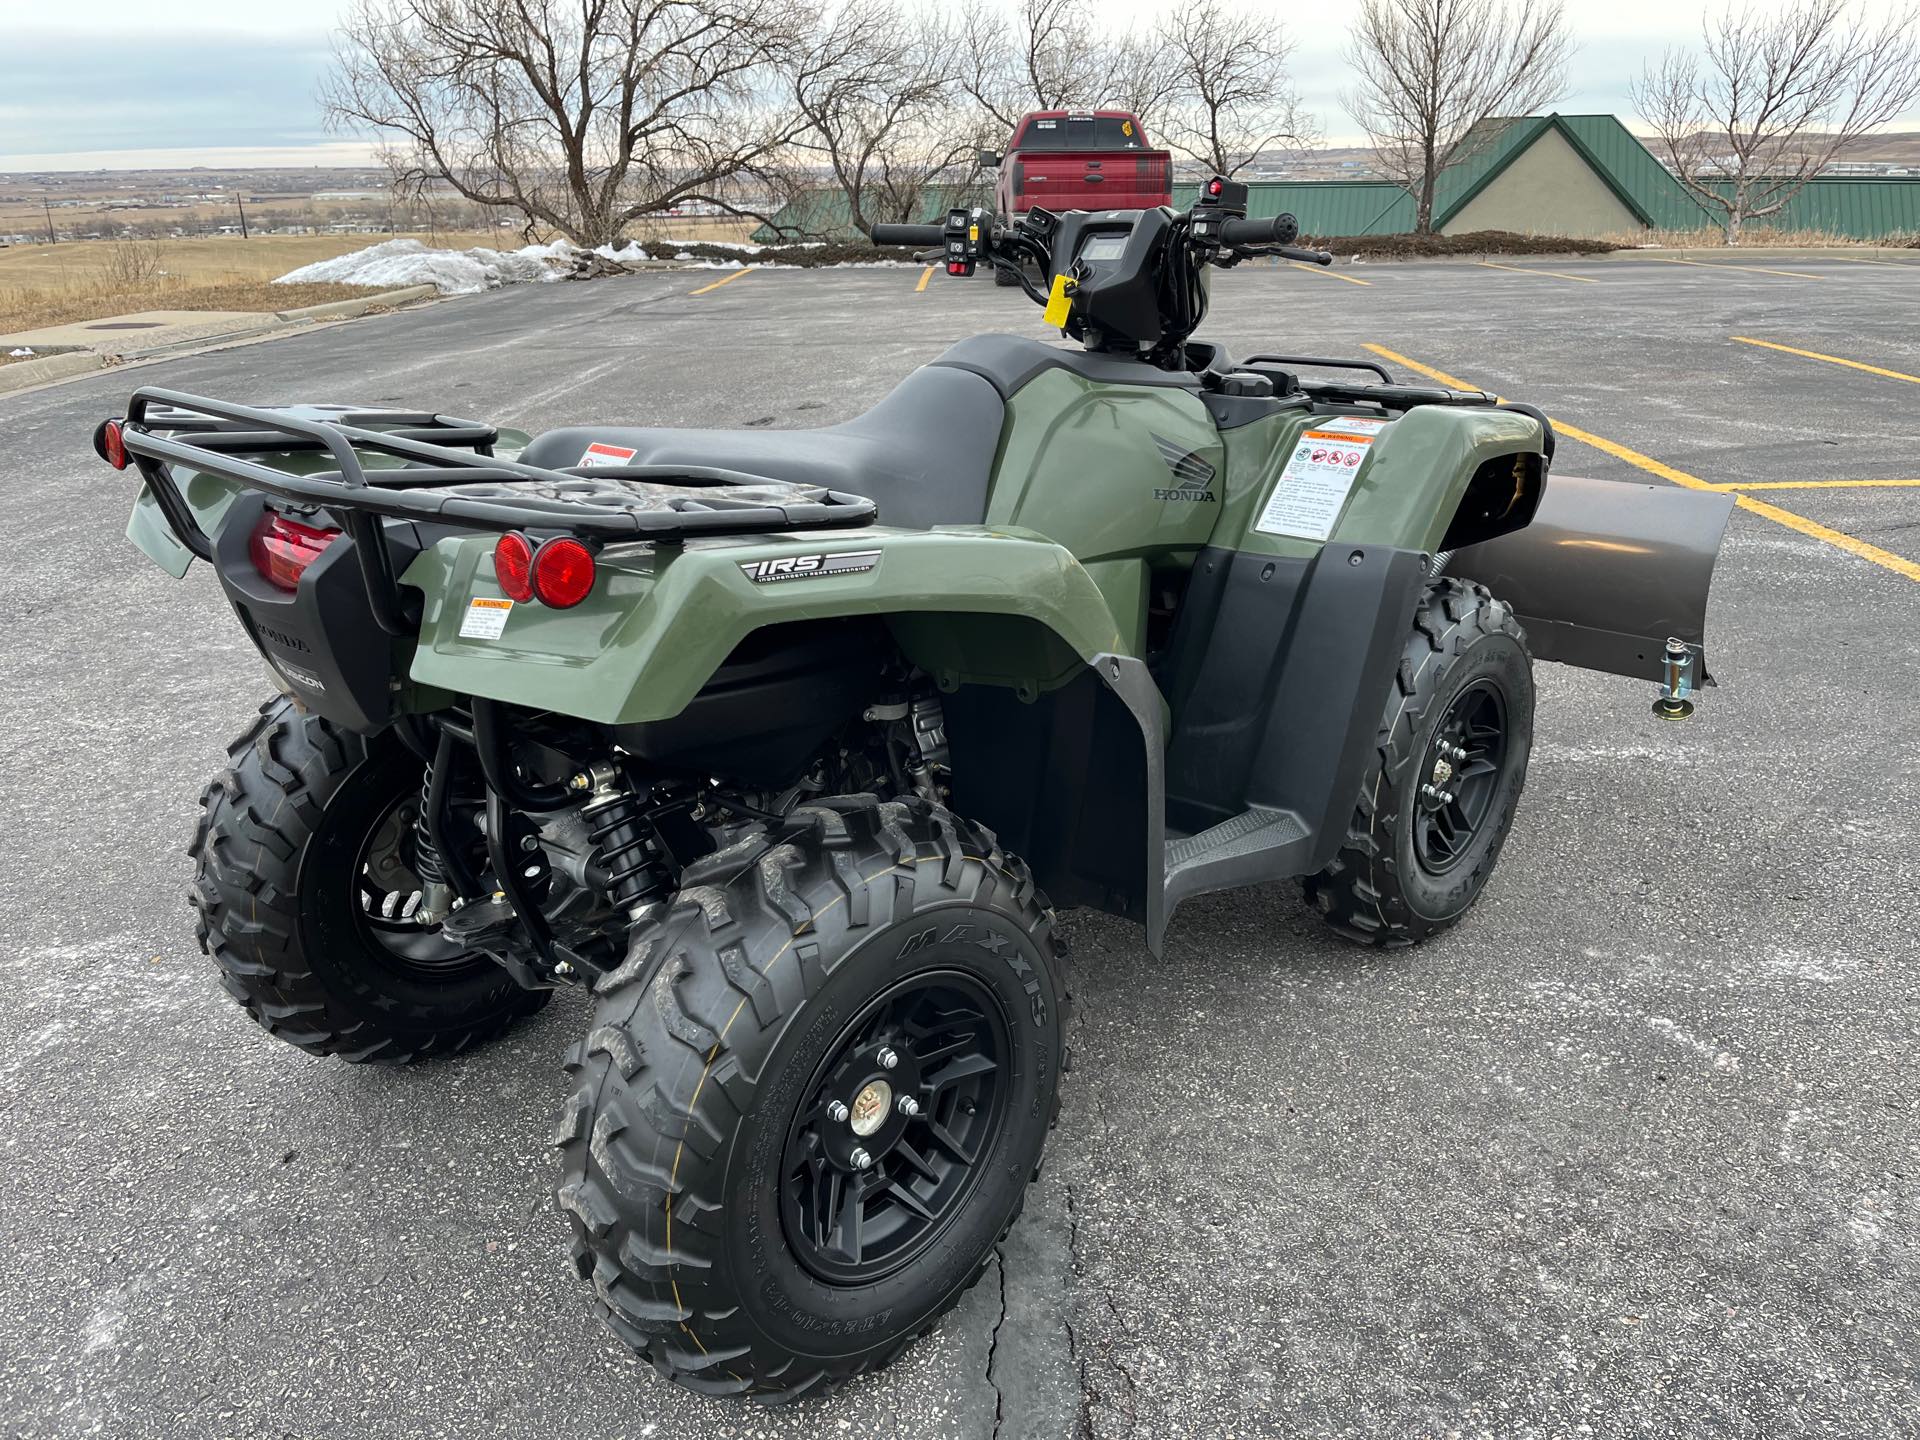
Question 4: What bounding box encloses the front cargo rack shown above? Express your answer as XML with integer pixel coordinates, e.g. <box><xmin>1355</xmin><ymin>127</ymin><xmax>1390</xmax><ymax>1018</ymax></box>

<box><xmin>113</xmin><ymin>386</ymin><xmax>880</xmax><ymax>565</ymax></box>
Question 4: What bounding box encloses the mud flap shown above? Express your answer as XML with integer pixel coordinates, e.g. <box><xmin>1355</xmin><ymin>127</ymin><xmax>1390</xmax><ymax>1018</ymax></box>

<box><xmin>1448</xmin><ymin>474</ymin><xmax>1734</xmax><ymax>684</ymax></box>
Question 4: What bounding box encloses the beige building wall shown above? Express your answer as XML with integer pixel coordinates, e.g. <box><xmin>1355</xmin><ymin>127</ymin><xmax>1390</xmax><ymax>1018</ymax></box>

<box><xmin>1442</xmin><ymin>126</ymin><xmax>1642</xmax><ymax>236</ymax></box>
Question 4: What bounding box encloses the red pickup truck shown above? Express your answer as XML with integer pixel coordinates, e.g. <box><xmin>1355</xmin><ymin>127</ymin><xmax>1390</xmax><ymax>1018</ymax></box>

<box><xmin>983</xmin><ymin>109</ymin><xmax>1173</xmax><ymax>219</ymax></box>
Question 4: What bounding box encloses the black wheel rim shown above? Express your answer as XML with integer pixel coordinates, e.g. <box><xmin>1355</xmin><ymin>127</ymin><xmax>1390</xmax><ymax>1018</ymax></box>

<box><xmin>348</xmin><ymin>788</ymin><xmax>487</xmax><ymax>977</ymax></box>
<box><xmin>780</xmin><ymin>970</ymin><xmax>1010</xmax><ymax>1286</ymax></box>
<box><xmin>1412</xmin><ymin>679</ymin><xmax>1510</xmax><ymax>877</ymax></box>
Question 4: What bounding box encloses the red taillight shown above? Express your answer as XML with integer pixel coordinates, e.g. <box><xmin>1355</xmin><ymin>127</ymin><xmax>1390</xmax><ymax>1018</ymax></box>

<box><xmin>531</xmin><ymin>537</ymin><xmax>596</xmax><ymax>608</ymax></box>
<box><xmin>97</xmin><ymin>419</ymin><xmax>129</xmax><ymax>470</ymax></box>
<box><xmin>493</xmin><ymin>531</ymin><xmax>534</xmax><ymax>602</ymax></box>
<box><xmin>248</xmin><ymin>510</ymin><xmax>340</xmax><ymax>592</ymax></box>
<box><xmin>1011</xmin><ymin>159</ymin><xmax>1025</xmax><ymax>197</ymax></box>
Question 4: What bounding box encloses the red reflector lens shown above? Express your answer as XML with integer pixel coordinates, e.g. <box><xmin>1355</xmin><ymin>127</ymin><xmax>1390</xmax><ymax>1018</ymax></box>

<box><xmin>531</xmin><ymin>537</ymin><xmax>595</xmax><ymax>608</ymax></box>
<box><xmin>248</xmin><ymin>510</ymin><xmax>340</xmax><ymax>592</ymax></box>
<box><xmin>100</xmin><ymin>420</ymin><xmax>129</xmax><ymax>470</ymax></box>
<box><xmin>493</xmin><ymin>531</ymin><xmax>534</xmax><ymax>602</ymax></box>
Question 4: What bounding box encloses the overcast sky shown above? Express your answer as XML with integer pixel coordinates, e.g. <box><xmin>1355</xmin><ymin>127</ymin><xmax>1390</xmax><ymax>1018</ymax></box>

<box><xmin>4</xmin><ymin>0</ymin><xmax>1919</xmax><ymax>170</ymax></box>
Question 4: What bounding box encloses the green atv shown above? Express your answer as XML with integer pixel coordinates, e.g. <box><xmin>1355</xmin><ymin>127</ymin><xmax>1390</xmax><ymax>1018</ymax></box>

<box><xmin>96</xmin><ymin>181</ymin><xmax>1732</xmax><ymax>1400</ymax></box>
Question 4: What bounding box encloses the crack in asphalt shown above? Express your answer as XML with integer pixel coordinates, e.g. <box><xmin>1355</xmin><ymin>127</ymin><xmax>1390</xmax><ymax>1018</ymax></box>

<box><xmin>1063</xmin><ymin>1181</ymin><xmax>1138</xmax><ymax>1439</ymax></box>
<box><xmin>985</xmin><ymin>1248</ymin><xmax>1009</xmax><ymax>1438</ymax></box>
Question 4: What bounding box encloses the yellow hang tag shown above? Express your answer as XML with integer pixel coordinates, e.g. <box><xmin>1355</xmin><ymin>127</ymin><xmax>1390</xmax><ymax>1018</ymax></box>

<box><xmin>1042</xmin><ymin>273</ymin><xmax>1076</xmax><ymax>328</ymax></box>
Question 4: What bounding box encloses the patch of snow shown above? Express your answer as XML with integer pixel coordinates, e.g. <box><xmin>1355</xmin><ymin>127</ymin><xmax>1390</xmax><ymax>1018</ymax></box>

<box><xmin>8</xmin><ymin>346</ymin><xmax>34</xmax><ymax>357</ymax></box>
<box><xmin>273</xmin><ymin>237</ymin><xmax>651</xmax><ymax>295</ymax></box>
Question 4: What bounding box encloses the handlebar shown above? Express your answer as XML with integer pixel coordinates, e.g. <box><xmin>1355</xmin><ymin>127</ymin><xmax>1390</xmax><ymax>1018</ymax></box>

<box><xmin>871</xmin><ymin>223</ymin><xmax>946</xmax><ymax>247</ymax></box>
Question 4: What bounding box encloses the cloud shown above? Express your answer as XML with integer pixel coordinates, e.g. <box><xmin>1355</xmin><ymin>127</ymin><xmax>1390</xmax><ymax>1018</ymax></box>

<box><xmin>0</xmin><ymin>32</ymin><xmax>340</xmax><ymax>159</ymax></box>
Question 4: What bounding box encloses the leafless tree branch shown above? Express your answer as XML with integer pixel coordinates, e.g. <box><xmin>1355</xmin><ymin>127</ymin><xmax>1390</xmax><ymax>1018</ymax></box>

<box><xmin>1342</xmin><ymin>0</ymin><xmax>1572</xmax><ymax>233</ymax></box>
<box><xmin>1633</xmin><ymin>0</ymin><xmax>1920</xmax><ymax>243</ymax></box>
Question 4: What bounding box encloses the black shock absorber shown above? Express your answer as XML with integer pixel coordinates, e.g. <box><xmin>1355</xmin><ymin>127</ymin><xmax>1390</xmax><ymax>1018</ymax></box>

<box><xmin>412</xmin><ymin>727</ymin><xmax>477</xmax><ymax>906</ymax></box>
<box><xmin>582</xmin><ymin>777</ymin><xmax>661</xmax><ymax>915</ymax></box>
<box><xmin>414</xmin><ymin>766</ymin><xmax>449</xmax><ymax>887</ymax></box>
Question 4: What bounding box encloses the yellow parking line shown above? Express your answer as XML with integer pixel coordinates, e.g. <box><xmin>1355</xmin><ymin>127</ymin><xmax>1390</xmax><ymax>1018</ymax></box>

<box><xmin>1362</xmin><ymin>343</ymin><xmax>1920</xmax><ymax>584</ymax></box>
<box><xmin>916</xmin><ymin>266</ymin><xmax>934</xmax><ymax>293</ymax></box>
<box><xmin>1293</xmin><ymin>261</ymin><xmax>1370</xmax><ymax>286</ymax></box>
<box><xmin>1476</xmin><ymin>260</ymin><xmax>1600</xmax><ymax>284</ymax></box>
<box><xmin>1656</xmin><ymin>257</ymin><xmax>1824</xmax><ymax>280</ymax></box>
<box><xmin>1731</xmin><ymin>335</ymin><xmax>1920</xmax><ymax>386</ymax></box>
<box><xmin>1713</xmin><ymin>478</ymin><xmax>1920</xmax><ymax>490</ymax></box>
<box><xmin>688</xmin><ymin>267</ymin><xmax>755</xmax><ymax>296</ymax></box>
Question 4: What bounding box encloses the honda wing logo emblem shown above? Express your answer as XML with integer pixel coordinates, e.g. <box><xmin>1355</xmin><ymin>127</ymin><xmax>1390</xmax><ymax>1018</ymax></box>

<box><xmin>1151</xmin><ymin>434</ymin><xmax>1217</xmax><ymax>502</ymax></box>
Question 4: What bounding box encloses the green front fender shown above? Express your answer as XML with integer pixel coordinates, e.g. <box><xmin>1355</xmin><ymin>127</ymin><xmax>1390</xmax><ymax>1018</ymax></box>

<box><xmin>402</xmin><ymin>527</ymin><xmax>1132</xmax><ymax>725</ymax></box>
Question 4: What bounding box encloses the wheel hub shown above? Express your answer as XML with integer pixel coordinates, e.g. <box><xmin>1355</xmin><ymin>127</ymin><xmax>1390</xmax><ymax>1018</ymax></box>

<box><xmin>849</xmin><ymin>1078</ymin><xmax>893</xmax><ymax>1137</ymax></box>
<box><xmin>780</xmin><ymin>971</ymin><xmax>1009</xmax><ymax>1285</ymax></box>
<box><xmin>1412</xmin><ymin>680</ymin><xmax>1510</xmax><ymax>875</ymax></box>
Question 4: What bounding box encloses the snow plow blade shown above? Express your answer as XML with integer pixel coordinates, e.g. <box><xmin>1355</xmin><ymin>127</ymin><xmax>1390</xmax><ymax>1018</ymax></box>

<box><xmin>1449</xmin><ymin>475</ymin><xmax>1734</xmax><ymax>685</ymax></box>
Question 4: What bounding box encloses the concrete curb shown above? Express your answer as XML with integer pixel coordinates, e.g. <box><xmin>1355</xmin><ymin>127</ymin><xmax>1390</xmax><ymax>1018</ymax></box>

<box><xmin>273</xmin><ymin>284</ymin><xmax>440</xmax><ymax>321</ymax></box>
<box><xmin>0</xmin><ymin>286</ymin><xmax>448</xmax><ymax>399</ymax></box>
<box><xmin>0</xmin><ymin>350</ymin><xmax>106</xmax><ymax>395</ymax></box>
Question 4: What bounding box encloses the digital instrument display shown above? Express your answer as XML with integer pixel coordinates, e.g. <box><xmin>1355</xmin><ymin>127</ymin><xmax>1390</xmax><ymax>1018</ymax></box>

<box><xmin>1079</xmin><ymin>233</ymin><xmax>1128</xmax><ymax>262</ymax></box>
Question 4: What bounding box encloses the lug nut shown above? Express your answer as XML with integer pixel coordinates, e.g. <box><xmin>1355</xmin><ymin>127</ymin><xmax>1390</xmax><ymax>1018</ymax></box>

<box><xmin>827</xmin><ymin>1101</ymin><xmax>850</xmax><ymax>1123</ymax></box>
<box><xmin>896</xmin><ymin>1095</ymin><xmax>920</xmax><ymax>1117</ymax></box>
<box><xmin>876</xmin><ymin>1047</ymin><xmax>899</xmax><ymax>1070</ymax></box>
<box><xmin>1420</xmin><ymin>783</ymin><xmax>1438</xmax><ymax>799</ymax></box>
<box><xmin>849</xmin><ymin>1147</ymin><xmax>873</xmax><ymax>1169</ymax></box>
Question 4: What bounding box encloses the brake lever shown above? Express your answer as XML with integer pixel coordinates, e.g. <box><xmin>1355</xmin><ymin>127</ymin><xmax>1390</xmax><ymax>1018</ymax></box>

<box><xmin>1271</xmin><ymin>244</ymin><xmax>1335</xmax><ymax>266</ymax></box>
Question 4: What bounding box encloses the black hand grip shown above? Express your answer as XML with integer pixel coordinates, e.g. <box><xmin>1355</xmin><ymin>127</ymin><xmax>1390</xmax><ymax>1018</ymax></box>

<box><xmin>871</xmin><ymin>224</ymin><xmax>945</xmax><ymax>247</ymax></box>
<box><xmin>1217</xmin><ymin>212</ymin><xmax>1300</xmax><ymax>248</ymax></box>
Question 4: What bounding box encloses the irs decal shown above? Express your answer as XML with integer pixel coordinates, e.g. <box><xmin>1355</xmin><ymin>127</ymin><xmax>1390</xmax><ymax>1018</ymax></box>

<box><xmin>739</xmin><ymin>549</ymin><xmax>882</xmax><ymax>584</ymax></box>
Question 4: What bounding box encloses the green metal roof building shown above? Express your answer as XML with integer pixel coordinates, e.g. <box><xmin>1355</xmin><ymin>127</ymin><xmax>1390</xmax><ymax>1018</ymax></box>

<box><xmin>754</xmin><ymin>114</ymin><xmax>1920</xmax><ymax>242</ymax></box>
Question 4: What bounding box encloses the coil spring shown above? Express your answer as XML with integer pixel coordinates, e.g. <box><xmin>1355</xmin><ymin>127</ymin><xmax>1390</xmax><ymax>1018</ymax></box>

<box><xmin>413</xmin><ymin>765</ymin><xmax>448</xmax><ymax>886</ymax></box>
<box><xmin>585</xmin><ymin>786</ymin><xmax>656</xmax><ymax>912</ymax></box>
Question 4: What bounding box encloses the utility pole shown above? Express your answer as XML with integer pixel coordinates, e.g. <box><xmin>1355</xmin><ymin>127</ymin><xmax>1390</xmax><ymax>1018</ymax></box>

<box><xmin>236</xmin><ymin>193</ymin><xmax>250</xmax><ymax>240</ymax></box>
<box><xmin>43</xmin><ymin>198</ymin><xmax>56</xmax><ymax>245</ymax></box>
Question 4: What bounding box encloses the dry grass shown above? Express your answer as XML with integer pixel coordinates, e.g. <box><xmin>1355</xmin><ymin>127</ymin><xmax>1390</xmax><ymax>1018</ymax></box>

<box><xmin>0</xmin><ymin>231</ymin><xmax>503</xmax><ymax>293</ymax></box>
<box><xmin>0</xmin><ymin>280</ymin><xmax>389</xmax><ymax>337</ymax></box>
<box><xmin>1596</xmin><ymin>225</ymin><xmax>1920</xmax><ymax>248</ymax></box>
<box><xmin>0</xmin><ymin>219</ymin><xmax>758</xmax><ymax>336</ymax></box>
<box><xmin>0</xmin><ymin>231</ymin><xmax>506</xmax><ymax>337</ymax></box>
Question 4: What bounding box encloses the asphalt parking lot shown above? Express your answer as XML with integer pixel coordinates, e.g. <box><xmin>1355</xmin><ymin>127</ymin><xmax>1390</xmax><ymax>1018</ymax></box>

<box><xmin>2</xmin><ymin>250</ymin><xmax>1917</xmax><ymax>1439</ymax></box>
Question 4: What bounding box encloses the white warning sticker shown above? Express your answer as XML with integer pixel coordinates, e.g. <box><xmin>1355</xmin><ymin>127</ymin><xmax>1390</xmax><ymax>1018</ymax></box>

<box><xmin>1253</xmin><ymin>416</ymin><xmax>1390</xmax><ymax>541</ymax></box>
<box><xmin>459</xmin><ymin>596</ymin><xmax>514</xmax><ymax>639</ymax></box>
<box><xmin>578</xmin><ymin>441</ymin><xmax>638</xmax><ymax>468</ymax></box>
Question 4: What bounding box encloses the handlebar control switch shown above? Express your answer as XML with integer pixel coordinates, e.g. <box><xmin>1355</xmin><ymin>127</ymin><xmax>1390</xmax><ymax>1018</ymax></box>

<box><xmin>943</xmin><ymin>207</ymin><xmax>990</xmax><ymax>277</ymax></box>
<box><xmin>1190</xmin><ymin>176</ymin><xmax>1250</xmax><ymax>247</ymax></box>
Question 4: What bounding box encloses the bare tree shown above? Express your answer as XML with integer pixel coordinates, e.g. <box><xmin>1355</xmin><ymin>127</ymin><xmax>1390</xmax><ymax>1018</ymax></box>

<box><xmin>960</xmin><ymin>0</ymin><xmax>1164</xmax><ymax>135</ymax></box>
<box><xmin>1343</xmin><ymin>0</ymin><xmax>1572</xmax><ymax>234</ymax></box>
<box><xmin>1634</xmin><ymin>0</ymin><xmax>1920</xmax><ymax>245</ymax></box>
<box><xmin>323</xmin><ymin>0</ymin><xmax>814</xmax><ymax>248</ymax></box>
<box><xmin>786</xmin><ymin>0</ymin><xmax>973</xmax><ymax>235</ymax></box>
<box><xmin>1154</xmin><ymin>0</ymin><xmax>1316</xmax><ymax>177</ymax></box>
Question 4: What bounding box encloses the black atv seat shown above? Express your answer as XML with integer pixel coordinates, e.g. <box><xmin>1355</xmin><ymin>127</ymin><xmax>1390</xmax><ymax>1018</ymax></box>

<box><xmin>517</xmin><ymin>364</ymin><xmax>1006</xmax><ymax>531</ymax></box>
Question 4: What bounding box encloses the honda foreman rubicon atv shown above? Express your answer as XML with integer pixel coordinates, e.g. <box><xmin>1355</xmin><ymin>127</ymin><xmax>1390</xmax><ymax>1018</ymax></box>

<box><xmin>95</xmin><ymin>180</ymin><xmax>1732</xmax><ymax>1400</ymax></box>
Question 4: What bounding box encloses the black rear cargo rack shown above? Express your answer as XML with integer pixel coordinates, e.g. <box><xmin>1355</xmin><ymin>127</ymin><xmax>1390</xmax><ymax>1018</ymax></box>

<box><xmin>116</xmin><ymin>386</ymin><xmax>878</xmax><ymax>559</ymax></box>
<box><xmin>112</xmin><ymin>387</ymin><xmax>880</xmax><ymax>636</ymax></box>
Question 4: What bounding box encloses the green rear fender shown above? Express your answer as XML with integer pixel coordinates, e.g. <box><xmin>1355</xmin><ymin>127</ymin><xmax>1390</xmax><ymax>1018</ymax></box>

<box><xmin>401</xmin><ymin>527</ymin><xmax>1130</xmax><ymax>725</ymax></box>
